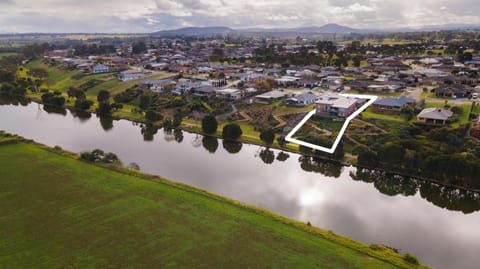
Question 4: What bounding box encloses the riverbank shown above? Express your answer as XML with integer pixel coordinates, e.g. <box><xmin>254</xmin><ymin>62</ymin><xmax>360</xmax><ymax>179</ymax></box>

<box><xmin>0</xmin><ymin>132</ymin><xmax>427</xmax><ymax>268</ymax></box>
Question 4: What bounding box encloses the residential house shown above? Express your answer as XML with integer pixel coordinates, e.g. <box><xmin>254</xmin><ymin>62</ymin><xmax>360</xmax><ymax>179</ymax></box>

<box><xmin>141</xmin><ymin>79</ymin><xmax>174</xmax><ymax>92</ymax></box>
<box><xmin>118</xmin><ymin>70</ymin><xmax>146</xmax><ymax>81</ymax></box>
<box><xmin>284</xmin><ymin>93</ymin><xmax>318</xmax><ymax>107</ymax></box>
<box><xmin>276</xmin><ymin>76</ymin><xmax>300</xmax><ymax>87</ymax></box>
<box><xmin>92</xmin><ymin>64</ymin><xmax>109</xmax><ymax>74</ymax></box>
<box><xmin>415</xmin><ymin>68</ymin><xmax>448</xmax><ymax>77</ymax></box>
<box><xmin>434</xmin><ymin>85</ymin><xmax>472</xmax><ymax>98</ymax></box>
<box><xmin>215</xmin><ymin>88</ymin><xmax>241</xmax><ymax>101</ymax></box>
<box><xmin>173</xmin><ymin>80</ymin><xmax>206</xmax><ymax>95</ymax></box>
<box><xmin>191</xmin><ymin>86</ymin><xmax>216</xmax><ymax>97</ymax></box>
<box><xmin>417</xmin><ymin>108</ymin><xmax>453</xmax><ymax>125</ymax></box>
<box><xmin>316</xmin><ymin>95</ymin><xmax>357</xmax><ymax>117</ymax></box>
<box><xmin>254</xmin><ymin>90</ymin><xmax>288</xmax><ymax>104</ymax></box>
<box><xmin>372</xmin><ymin>97</ymin><xmax>416</xmax><ymax>114</ymax></box>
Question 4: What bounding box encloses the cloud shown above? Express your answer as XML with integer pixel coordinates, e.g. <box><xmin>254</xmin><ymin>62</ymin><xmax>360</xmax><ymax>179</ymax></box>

<box><xmin>0</xmin><ymin>0</ymin><xmax>480</xmax><ymax>32</ymax></box>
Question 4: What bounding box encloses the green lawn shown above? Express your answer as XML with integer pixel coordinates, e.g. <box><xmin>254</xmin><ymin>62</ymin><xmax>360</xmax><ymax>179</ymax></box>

<box><xmin>361</xmin><ymin>108</ymin><xmax>405</xmax><ymax>122</ymax></box>
<box><xmin>425</xmin><ymin>102</ymin><xmax>472</xmax><ymax>127</ymax></box>
<box><xmin>0</xmin><ymin>52</ymin><xmax>18</xmax><ymax>59</ymax></box>
<box><xmin>0</xmin><ymin>138</ymin><xmax>427</xmax><ymax>268</ymax></box>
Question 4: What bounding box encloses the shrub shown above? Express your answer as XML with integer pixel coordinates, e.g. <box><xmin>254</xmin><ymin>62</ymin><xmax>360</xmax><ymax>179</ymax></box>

<box><xmin>403</xmin><ymin>253</ymin><xmax>419</xmax><ymax>265</ymax></box>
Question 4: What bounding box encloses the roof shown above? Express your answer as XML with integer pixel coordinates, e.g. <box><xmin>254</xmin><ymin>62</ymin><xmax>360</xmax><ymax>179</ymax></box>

<box><xmin>216</xmin><ymin>88</ymin><xmax>240</xmax><ymax>94</ymax></box>
<box><xmin>417</xmin><ymin>108</ymin><xmax>453</xmax><ymax>120</ymax></box>
<box><xmin>317</xmin><ymin>96</ymin><xmax>357</xmax><ymax>109</ymax></box>
<box><xmin>288</xmin><ymin>93</ymin><xmax>317</xmax><ymax>102</ymax></box>
<box><xmin>120</xmin><ymin>70</ymin><xmax>144</xmax><ymax>75</ymax></box>
<box><xmin>193</xmin><ymin>86</ymin><xmax>215</xmax><ymax>93</ymax></box>
<box><xmin>255</xmin><ymin>90</ymin><xmax>287</xmax><ymax>99</ymax></box>
<box><xmin>374</xmin><ymin>97</ymin><xmax>416</xmax><ymax>107</ymax></box>
<box><xmin>331</xmin><ymin>98</ymin><xmax>357</xmax><ymax>109</ymax></box>
<box><xmin>93</xmin><ymin>63</ymin><xmax>108</xmax><ymax>69</ymax></box>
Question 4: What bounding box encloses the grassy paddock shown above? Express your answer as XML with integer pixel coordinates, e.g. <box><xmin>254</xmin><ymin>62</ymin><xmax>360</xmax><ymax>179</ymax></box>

<box><xmin>0</xmin><ymin>140</ymin><xmax>427</xmax><ymax>269</ymax></box>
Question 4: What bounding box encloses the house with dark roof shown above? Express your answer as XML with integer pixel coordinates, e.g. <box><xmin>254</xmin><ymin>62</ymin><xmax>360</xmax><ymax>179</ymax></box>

<box><xmin>191</xmin><ymin>86</ymin><xmax>215</xmax><ymax>97</ymax></box>
<box><xmin>371</xmin><ymin>97</ymin><xmax>416</xmax><ymax>114</ymax></box>
<box><xmin>434</xmin><ymin>85</ymin><xmax>472</xmax><ymax>98</ymax></box>
<box><xmin>417</xmin><ymin>107</ymin><xmax>453</xmax><ymax>125</ymax></box>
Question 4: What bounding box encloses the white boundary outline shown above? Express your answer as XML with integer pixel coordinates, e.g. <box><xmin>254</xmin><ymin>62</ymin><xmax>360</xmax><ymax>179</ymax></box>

<box><xmin>285</xmin><ymin>93</ymin><xmax>378</xmax><ymax>154</ymax></box>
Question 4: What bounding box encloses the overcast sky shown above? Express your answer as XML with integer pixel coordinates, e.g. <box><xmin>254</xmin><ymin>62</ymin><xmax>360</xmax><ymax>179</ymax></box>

<box><xmin>1</xmin><ymin>0</ymin><xmax>480</xmax><ymax>33</ymax></box>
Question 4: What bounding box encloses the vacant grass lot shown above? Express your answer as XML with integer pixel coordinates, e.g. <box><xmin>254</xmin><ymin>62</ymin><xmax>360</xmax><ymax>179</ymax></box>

<box><xmin>0</xmin><ymin>140</ymin><xmax>427</xmax><ymax>269</ymax></box>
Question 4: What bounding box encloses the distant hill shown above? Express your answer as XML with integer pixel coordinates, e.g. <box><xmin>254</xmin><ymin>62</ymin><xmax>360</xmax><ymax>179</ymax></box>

<box><xmin>152</xmin><ymin>23</ymin><xmax>480</xmax><ymax>37</ymax></box>
<box><xmin>296</xmin><ymin>23</ymin><xmax>359</xmax><ymax>33</ymax></box>
<box><xmin>153</xmin><ymin>26</ymin><xmax>235</xmax><ymax>36</ymax></box>
<box><xmin>153</xmin><ymin>24</ymin><xmax>368</xmax><ymax>36</ymax></box>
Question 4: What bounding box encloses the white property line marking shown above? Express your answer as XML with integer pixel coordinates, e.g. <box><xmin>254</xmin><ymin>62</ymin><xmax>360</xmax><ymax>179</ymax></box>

<box><xmin>285</xmin><ymin>93</ymin><xmax>378</xmax><ymax>154</ymax></box>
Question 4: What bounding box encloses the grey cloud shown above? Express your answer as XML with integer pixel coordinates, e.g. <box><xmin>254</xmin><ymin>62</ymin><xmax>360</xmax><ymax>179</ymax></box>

<box><xmin>1</xmin><ymin>0</ymin><xmax>480</xmax><ymax>32</ymax></box>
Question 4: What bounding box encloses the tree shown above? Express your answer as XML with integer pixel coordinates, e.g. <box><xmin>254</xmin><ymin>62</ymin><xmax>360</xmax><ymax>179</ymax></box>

<box><xmin>97</xmin><ymin>102</ymin><xmax>112</xmax><ymax>116</ymax></box>
<box><xmin>210</xmin><ymin>48</ymin><xmax>224</xmax><ymax>62</ymax></box>
<box><xmin>132</xmin><ymin>41</ymin><xmax>147</xmax><ymax>54</ymax></box>
<box><xmin>74</xmin><ymin>99</ymin><xmax>93</xmax><ymax>110</ymax></box>
<box><xmin>41</xmin><ymin>92</ymin><xmax>65</xmax><ymax>107</ymax></box>
<box><xmin>400</xmin><ymin>106</ymin><xmax>414</xmax><ymax>121</ymax></box>
<box><xmin>201</xmin><ymin>115</ymin><xmax>218</xmax><ymax>135</ymax></box>
<box><xmin>259</xmin><ymin>129</ymin><xmax>275</xmax><ymax>145</ymax></box>
<box><xmin>145</xmin><ymin>110</ymin><xmax>162</xmax><ymax>122</ymax></box>
<box><xmin>172</xmin><ymin>109</ymin><xmax>183</xmax><ymax>128</ymax></box>
<box><xmin>97</xmin><ymin>90</ymin><xmax>110</xmax><ymax>103</ymax></box>
<box><xmin>222</xmin><ymin>123</ymin><xmax>242</xmax><ymax>141</ymax></box>
<box><xmin>277</xmin><ymin>136</ymin><xmax>286</xmax><ymax>148</ymax></box>
<box><xmin>352</xmin><ymin>55</ymin><xmax>362</xmax><ymax>67</ymax></box>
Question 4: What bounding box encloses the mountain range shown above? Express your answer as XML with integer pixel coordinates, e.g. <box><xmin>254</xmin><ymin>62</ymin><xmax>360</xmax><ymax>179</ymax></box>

<box><xmin>153</xmin><ymin>23</ymin><xmax>480</xmax><ymax>36</ymax></box>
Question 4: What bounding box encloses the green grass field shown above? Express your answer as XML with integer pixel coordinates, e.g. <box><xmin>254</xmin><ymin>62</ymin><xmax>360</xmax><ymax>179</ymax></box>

<box><xmin>0</xmin><ymin>52</ymin><xmax>18</xmax><ymax>59</ymax></box>
<box><xmin>0</xmin><ymin>137</ymin><xmax>427</xmax><ymax>268</ymax></box>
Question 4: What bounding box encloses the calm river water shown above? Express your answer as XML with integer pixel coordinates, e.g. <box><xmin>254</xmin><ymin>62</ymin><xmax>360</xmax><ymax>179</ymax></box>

<box><xmin>1</xmin><ymin>101</ymin><xmax>480</xmax><ymax>269</ymax></box>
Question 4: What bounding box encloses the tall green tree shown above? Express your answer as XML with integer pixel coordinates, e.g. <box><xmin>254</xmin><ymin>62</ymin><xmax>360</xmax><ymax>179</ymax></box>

<box><xmin>222</xmin><ymin>123</ymin><xmax>242</xmax><ymax>141</ymax></box>
<box><xmin>97</xmin><ymin>90</ymin><xmax>110</xmax><ymax>103</ymax></box>
<box><xmin>201</xmin><ymin>115</ymin><xmax>218</xmax><ymax>135</ymax></box>
<box><xmin>259</xmin><ymin>129</ymin><xmax>275</xmax><ymax>145</ymax></box>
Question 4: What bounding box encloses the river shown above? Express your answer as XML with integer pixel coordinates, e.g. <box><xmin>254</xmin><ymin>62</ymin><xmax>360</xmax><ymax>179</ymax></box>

<box><xmin>1</xmin><ymin>101</ymin><xmax>480</xmax><ymax>269</ymax></box>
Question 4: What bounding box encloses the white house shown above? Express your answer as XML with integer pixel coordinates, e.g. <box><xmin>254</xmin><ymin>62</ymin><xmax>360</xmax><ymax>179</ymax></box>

<box><xmin>92</xmin><ymin>64</ymin><xmax>109</xmax><ymax>74</ymax></box>
<box><xmin>118</xmin><ymin>70</ymin><xmax>146</xmax><ymax>81</ymax></box>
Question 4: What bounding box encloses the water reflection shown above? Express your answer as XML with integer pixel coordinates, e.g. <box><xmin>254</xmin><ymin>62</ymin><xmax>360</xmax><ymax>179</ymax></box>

<box><xmin>141</xmin><ymin>124</ymin><xmax>158</xmax><ymax>141</ymax></box>
<box><xmin>259</xmin><ymin>148</ymin><xmax>275</xmax><ymax>164</ymax></box>
<box><xmin>99</xmin><ymin>116</ymin><xmax>113</xmax><ymax>131</ymax></box>
<box><xmin>2</xmin><ymin>101</ymin><xmax>480</xmax><ymax>269</ymax></box>
<box><xmin>299</xmin><ymin>155</ymin><xmax>343</xmax><ymax>178</ymax></box>
<box><xmin>163</xmin><ymin>129</ymin><xmax>176</xmax><ymax>142</ymax></box>
<box><xmin>202</xmin><ymin>136</ymin><xmax>218</xmax><ymax>153</ymax></box>
<box><xmin>174</xmin><ymin>129</ymin><xmax>183</xmax><ymax>143</ymax></box>
<box><xmin>223</xmin><ymin>141</ymin><xmax>242</xmax><ymax>154</ymax></box>
<box><xmin>351</xmin><ymin>168</ymin><xmax>480</xmax><ymax>213</ymax></box>
<box><xmin>43</xmin><ymin>104</ymin><xmax>67</xmax><ymax>115</ymax></box>
<box><xmin>276</xmin><ymin>151</ymin><xmax>290</xmax><ymax>162</ymax></box>
<box><xmin>71</xmin><ymin>110</ymin><xmax>92</xmax><ymax>122</ymax></box>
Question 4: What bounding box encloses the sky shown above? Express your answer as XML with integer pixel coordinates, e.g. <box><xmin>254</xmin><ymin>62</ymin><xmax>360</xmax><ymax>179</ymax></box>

<box><xmin>1</xmin><ymin>0</ymin><xmax>480</xmax><ymax>33</ymax></box>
